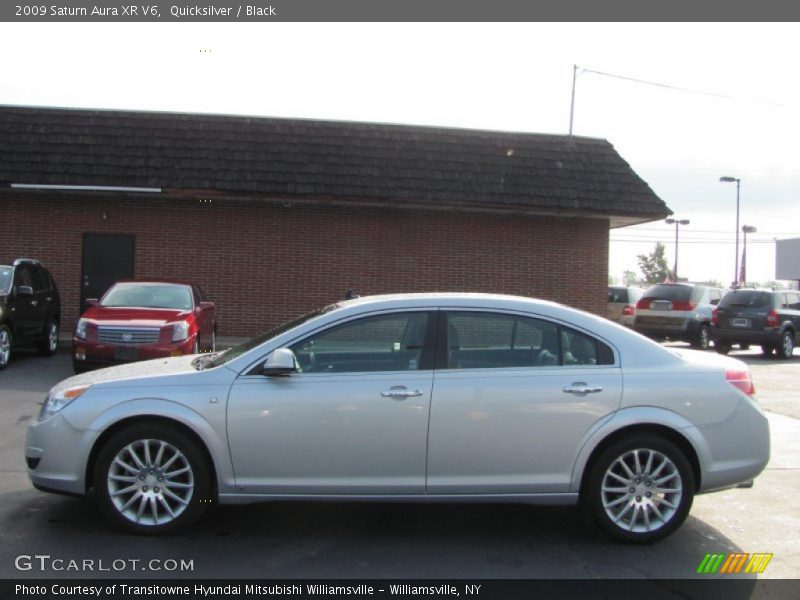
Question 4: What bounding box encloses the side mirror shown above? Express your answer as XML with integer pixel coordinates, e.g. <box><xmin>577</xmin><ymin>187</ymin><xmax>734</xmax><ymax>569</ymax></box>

<box><xmin>261</xmin><ymin>348</ymin><xmax>297</xmax><ymax>377</ymax></box>
<box><xmin>15</xmin><ymin>286</ymin><xmax>33</xmax><ymax>298</ymax></box>
<box><xmin>198</xmin><ymin>301</ymin><xmax>214</xmax><ymax>310</ymax></box>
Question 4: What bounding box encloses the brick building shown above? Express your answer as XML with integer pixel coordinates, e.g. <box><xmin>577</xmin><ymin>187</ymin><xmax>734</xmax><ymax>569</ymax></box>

<box><xmin>0</xmin><ymin>106</ymin><xmax>670</xmax><ymax>336</ymax></box>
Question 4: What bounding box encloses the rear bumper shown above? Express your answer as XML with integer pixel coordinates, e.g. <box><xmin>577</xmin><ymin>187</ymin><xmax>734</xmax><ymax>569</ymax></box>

<box><xmin>633</xmin><ymin>320</ymin><xmax>700</xmax><ymax>341</ymax></box>
<box><xmin>712</xmin><ymin>328</ymin><xmax>781</xmax><ymax>346</ymax></box>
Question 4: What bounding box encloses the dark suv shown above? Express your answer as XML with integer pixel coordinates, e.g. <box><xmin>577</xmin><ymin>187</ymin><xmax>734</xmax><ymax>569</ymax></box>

<box><xmin>712</xmin><ymin>289</ymin><xmax>800</xmax><ymax>359</ymax></box>
<box><xmin>0</xmin><ymin>259</ymin><xmax>61</xmax><ymax>370</ymax></box>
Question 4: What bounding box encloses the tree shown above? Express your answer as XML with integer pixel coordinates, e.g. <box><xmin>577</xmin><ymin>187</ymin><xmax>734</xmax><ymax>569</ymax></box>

<box><xmin>622</xmin><ymin>270</ymin><xmax>638</xmax><ymax>286</ymax></box>
<box><xmin>637</xmin><ymin>242</ymin><xmax>670</xmax><ymax>284</ymax></box>
<box><xmin>608</xmin><ymin>274</ymin><xmax>619</xmax><ymax>285</ymax></box>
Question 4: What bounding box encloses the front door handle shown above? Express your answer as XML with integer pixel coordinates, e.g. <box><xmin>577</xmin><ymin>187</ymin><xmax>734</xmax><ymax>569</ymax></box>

<box><xmin>381</xmin><ymin>386</ymin><xmax>423</xmax><ymax>400</ymax></box>
<box><xmin>563</xmin><ymin>383</ymin><xmax>603</xmax><ymax>394</ymax></box>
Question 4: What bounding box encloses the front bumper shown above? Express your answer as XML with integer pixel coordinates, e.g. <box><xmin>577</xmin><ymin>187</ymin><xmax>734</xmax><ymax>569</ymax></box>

<box><xmin>25</xmin><ymin>413</ymin><xmax>91</xmax><ymax>497</ymax></box>
<box><xmin>72</xmin><ymin>335</ymin><xmax>197</xmax><ymax>368</ymax></box>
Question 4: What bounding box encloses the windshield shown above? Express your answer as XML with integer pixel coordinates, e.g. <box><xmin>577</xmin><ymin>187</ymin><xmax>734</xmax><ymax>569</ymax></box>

<box><xmin>718</xmin><ymin>290</ymin><xmax>772</xmax><ymax>309</ymax></box>
<box><xmin>101</xmin><ymin>283</ymin><xmax>193</xmax><ymax>310</ymax></box>
<box><xmin>205</xmin><ymin>303</ymin><xmax>340</xmax><ymax>369</ymax></box>
<box><xmin>0</xmin><ymin>267</ymin><xmax>11</xmax><ymax>294</ymax></box>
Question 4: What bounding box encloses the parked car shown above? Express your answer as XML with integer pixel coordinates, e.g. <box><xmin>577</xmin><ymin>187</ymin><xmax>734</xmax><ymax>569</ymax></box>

<box><xmin>607</xmin><ymin>286</ymin><xmax>644</xmax><ymax>326</ymax></box>
<box><xmin>29</xmin><ymin>293</ymin><xmax>768</xmax><ymax>543</ymax></box>
<box><xmin>712</xmin><ymin>288</ymin><xmax>800</xmax><ymax>359</ymax></box>
<box><xmin>72</xmin><ymin>280</ymin><xmax>215</xmax><ymax>373</ymax></box>
<box><xmin>0</xmin><ymin>259</ymin><xmax>61</xmax><ymax>370</ymax></box>
<box><xmin>633</xmin><ymin>283</ymin><xmax>725</xmax><ymax>349</ymax></box>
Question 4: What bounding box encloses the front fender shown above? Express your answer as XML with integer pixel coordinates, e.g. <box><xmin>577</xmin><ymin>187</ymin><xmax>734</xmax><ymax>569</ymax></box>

<box><xmin>69</xmin><ymin>397</ymin><xmax>235</xmax><ymax>495</ymax></box>
<box><xmin>569</xmin><ymin>406</ymin><xmax>710</xmax><ymax>493</ymax></box>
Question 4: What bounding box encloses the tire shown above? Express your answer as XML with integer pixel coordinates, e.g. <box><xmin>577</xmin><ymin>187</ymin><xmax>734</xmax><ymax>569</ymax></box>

<box><xmin>584</xmin><ymin>434</ymin><xmax>695</xmax><ymax>544</ymax></box>
<box><xmin>778</xmin><ymin>330</ymin><xmax>795</xmax><ymax>360</ymax></box>
<box><xmin>761</xmin><ymin>345</ymin><xmax>775</xmax><ymax>357</ymax></box>
<box><xmin>715</xmin><ymin>342</ymin><xmax>731</xmax><ymax>355</ymax></box>
<box><xmin>93</xmin><ymin>422</ymin><xmax>212</xmax><ymax>534</ymax></box>
<box><xmin>0</xmin><ymin>325</ymin><xmax>11</xmax><ymax>371</ymax></box>
<box><xmin>38</xmin><ymin>318</ymin><xmax>59</xmax><ymax>356</ymax></box>
<box><xmin>691</xmin><ymin>324</ymin><xmax>711</xmax><ymax>350</ymax></box>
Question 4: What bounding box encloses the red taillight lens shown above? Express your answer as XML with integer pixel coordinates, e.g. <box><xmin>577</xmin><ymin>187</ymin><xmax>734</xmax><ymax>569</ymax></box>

<box><xmin>622</xmin><ymin>304</ymin><xmax>635</xmax><ymax>316</ymax></box>
<box><xmin>636</xmin><ymin>298</ymin><xmax>651</xmax><ymax>309</ymax></box>
<box><xmin>712</xmin><ymin>308</ymin><xmax>719</xmax><ymax>325</ymax></box>
<box><xmin>671</xmin><ymin>301</ymin><xmax>697</xmax><ymax>311</ymax></box>
<box><xmin>766</xmin><ymin>309</ymin><xmax>779</xmax><ymax>327</ymax></box>
<box><xmin>726</xmin><ymin>368</ymin><xmax>755</xmax><ymax>396</ymax></box>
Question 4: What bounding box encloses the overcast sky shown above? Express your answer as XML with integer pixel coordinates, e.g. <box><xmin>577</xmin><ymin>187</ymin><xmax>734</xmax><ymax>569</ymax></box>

<box><xmin>1</xmin><ymin>22</ymin><xmax>798</xmax><ymax>286</ymax></box>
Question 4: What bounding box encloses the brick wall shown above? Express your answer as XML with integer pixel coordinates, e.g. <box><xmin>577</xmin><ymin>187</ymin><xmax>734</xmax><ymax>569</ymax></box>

<box><xmin>1</xmin><ymin>194</ymin><xmax>609</xmax><ymax>336</ymax></box>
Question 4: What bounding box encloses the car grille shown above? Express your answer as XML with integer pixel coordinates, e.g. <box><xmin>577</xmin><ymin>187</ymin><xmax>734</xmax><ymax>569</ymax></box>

<box><xmin>97</xmin><ymin>326</ymin><xmax>160</xmax><ymax>344</ymax></box>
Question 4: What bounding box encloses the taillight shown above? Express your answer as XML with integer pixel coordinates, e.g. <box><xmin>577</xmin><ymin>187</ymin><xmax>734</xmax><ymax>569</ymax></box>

<box><xmin>671</xmin><ymin>301</ymin><xmax>697</xmax><ymax>311</ymax></box>
<box><xmin>726</xmin><ymin>368</ymin><xmax>755</xmax><ymax>396</ymax></box>
<box><xmin>712</xmin><ymin>308</ymin><xmax>719</xmax><ymax>325</ymax></box>
<box><xmin>766</xmin><ymin>309</ymin><xmax>779</xmax><ymax>327</ymax></box>
<box><xmin>636</xmin><ymin>298</ymin><xmax>651</xmax><ymax>309</ymax></box>
<box><xmin>622</xmin><ymin>305</ymin><xmax>635</xmax><ymax>316</ymax></box>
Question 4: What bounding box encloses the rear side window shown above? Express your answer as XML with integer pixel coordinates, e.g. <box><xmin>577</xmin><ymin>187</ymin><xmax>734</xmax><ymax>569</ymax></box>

<box><xmin>642</xmin><ymin>285</ymin><xmax>692</xmax><ymax>302</ymax></box>
<box><xmin>719</xmin><ymin>291</ymin><xmax>772</xmax><ymax>309</ymax></box>
<box><xmin>783</xmin><ymin>293</ymin><xmax>800</xmax><ymax>310</ymax></box>
<box><xmin>444</xmin><ymin>312</ymin><xmax>614</xmax><ymax>369</ymax></box>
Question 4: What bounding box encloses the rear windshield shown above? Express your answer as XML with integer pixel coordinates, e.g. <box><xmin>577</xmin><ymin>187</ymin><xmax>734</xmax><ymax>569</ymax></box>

<box><xmin>608</xmin><ymin>287</ymin><xmax>629</xmax><ymax>303</ymax></box>
<box><xmin>718</xmin><ymin>290</ymin><xmax>772</xmax><ymax>309</ymax></box>
<box><xmin>642</xmin><ymin>285</ymin><xmax>692</xmax><ymax>302</ymax></box>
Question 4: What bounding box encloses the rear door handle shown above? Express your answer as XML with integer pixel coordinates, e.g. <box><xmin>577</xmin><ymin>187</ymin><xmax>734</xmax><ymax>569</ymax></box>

<box><xmin>563</xmin><ymin>383</ymin><xmax>603</xmax><ymax>394</ymax></box>
<box><xmin>381</xmin><ymin>386</ymin><xmax>423</xmax><ymax>400</ymax></box>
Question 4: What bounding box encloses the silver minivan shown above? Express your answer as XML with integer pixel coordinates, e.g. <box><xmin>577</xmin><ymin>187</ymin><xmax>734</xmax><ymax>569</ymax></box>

<box><xmin>607</xmin><ymin>286</ymin><xmax>645</xmax><ymax>327</ymax></box>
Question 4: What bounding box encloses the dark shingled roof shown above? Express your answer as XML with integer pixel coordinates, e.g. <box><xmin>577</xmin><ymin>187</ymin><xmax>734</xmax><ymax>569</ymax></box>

<box><xmin>0</xmin><ymin>105</ymin><xmax>670</xmax><ymax>226</ymax></box>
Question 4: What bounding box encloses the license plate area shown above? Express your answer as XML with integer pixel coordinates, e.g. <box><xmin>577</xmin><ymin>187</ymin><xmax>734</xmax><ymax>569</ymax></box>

<box><xmin>115</xmin><ymin>346</ymin><xmax>138</xmax><ymax>361</ymax></box>
<box><xmin>731</xmin><ymin>318</ymin><xmax>750</xmax><ymax>328</ymax></box>
<box><xmin>651</xmin><ymin>300</ymin><xmax>673</xmax><ymax>311</ymax></box>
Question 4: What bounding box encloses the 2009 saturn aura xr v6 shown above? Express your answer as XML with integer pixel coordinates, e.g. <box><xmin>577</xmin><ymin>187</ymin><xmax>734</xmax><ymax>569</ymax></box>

<box><xmin>26</xmin><ymin>293</ymin><xmax>770</xmax><ymax>543</ymax></box>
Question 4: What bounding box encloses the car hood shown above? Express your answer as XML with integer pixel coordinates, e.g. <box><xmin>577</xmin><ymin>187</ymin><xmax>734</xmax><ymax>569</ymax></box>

<box><xmin>81</xmin><ymin>306</ymin><xmax>191</xmax><ymax>326</ymax></box>
<box><xmin>50</xmin><ymin>355</ymin><xmax>202</xmax><ymax>395</ymax></box>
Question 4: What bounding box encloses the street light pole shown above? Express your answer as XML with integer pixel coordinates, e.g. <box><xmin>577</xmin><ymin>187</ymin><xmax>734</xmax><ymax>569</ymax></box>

<box><xmin>741</xmin><ymin>225</ymin><xmax>757</xmax><ymax>286</ymax></box>
<box><xmin>720</xmin><ymin>176</ymin><xmax>741</xmax><ymax>286</ymax></box>
<box><xmin>665</xmin><ymin>218</ymin><xmax>690</xmax><ymax>280</ymax></box>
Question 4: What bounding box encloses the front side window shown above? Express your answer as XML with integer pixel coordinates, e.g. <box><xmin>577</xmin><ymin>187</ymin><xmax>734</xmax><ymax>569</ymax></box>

<box><xmin>13</xmin><ymin>267</ymin><xmax>31</xmax><ymax>289</ymax></box>
<box><xmin>291</xmin><ymin>312</ymin><xmax>430</xmax><ymax>373</ymax></box>
<box><xmin>444</xmin><ymin>312</ymin><xmax>614</xmax><ymax>369</ymax></box>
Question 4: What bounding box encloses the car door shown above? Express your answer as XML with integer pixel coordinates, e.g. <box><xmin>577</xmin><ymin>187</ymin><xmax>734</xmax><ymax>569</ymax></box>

<box><xmin>226</xmin><ymin>310</ymin><xmax>436</xmax><ymax>495</ymax></box>
<box><xmin>29</xmin><ymin>266</ymin><xmax>53</xmax><ymax>337</ymax></box>
<box><xmin>10</xmin><ymin>266</ymin><xmax>37</xmax><ymax>341</ymax></box>
<box><xmin>427</xmin><ymin>310</ymin><xmax>622</xmax><ymax>494</ymax></box>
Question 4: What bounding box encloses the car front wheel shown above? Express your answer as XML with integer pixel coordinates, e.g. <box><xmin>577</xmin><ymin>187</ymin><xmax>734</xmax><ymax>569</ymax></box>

<box><xmin>0</xmin><ymin>325</ymin><xmax>11</xmax><ymax>370</ymax></box>
<box><xmin>585</xmin><ymin>435</ymin><xmax>694</xmax><ymax>543</ymax></box>
<box><xmin>38</xmin><ymin>318</ymin><xmax>59</xmax><ymax>356</ymax></box>
<box><xmin>93</xmin><ymin>422</ymin><xmax>212</xmax><ymax>534</ymax></box>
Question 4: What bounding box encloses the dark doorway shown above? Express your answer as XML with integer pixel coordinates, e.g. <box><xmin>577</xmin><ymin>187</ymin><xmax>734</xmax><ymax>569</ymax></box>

<box><xmin>81</xmin><ymin>233</ymin><xmax>135</xmax><ymax>309</ymax></box>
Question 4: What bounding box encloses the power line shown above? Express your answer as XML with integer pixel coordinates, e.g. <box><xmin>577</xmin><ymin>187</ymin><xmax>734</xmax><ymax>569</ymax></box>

<box><xmin>579</xmin><ymin>66</ymin><xmax>800</xmax><ymax>110</ymax></box>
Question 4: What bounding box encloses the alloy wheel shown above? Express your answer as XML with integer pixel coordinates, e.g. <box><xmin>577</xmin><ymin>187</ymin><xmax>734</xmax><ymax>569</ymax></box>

<box><xmin>48</xmin><ymin>321</ymin><xmax>58</xmax><ymax>353</ymax></box>
<box><xmin>106</xmin><ymin>439</ymin><xmax>195</xmax><ymax>526</ymax></box>
<box><xmin>0</xmin><ymin>328</ymin><xmax>10</xmax><ymax>367</ymax></box>
<box><xmin>781</xmin><ymin>332</ymin><xmax>794</xmax><ymax>359</ymax></box>
<box><xmin>600</xmin><ymin>448</ymin><xmax>683</xmax><ymax>533</ymax></box>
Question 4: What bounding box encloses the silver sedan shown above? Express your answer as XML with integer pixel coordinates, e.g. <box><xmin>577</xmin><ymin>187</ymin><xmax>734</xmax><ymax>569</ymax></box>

<box><xmin>25</xmin><ymin>293</ymin><xmax>769</xmax><ymax>543</ymax></box>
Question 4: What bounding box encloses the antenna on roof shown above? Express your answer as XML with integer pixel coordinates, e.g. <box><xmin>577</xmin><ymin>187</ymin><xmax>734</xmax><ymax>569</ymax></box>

<box><xmin>569</xmin><ymin>64</ymin><xmax>578</xmax><ymax>139</ymax></box>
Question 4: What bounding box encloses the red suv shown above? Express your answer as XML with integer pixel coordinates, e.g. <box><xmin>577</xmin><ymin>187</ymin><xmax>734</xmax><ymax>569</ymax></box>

<box><xmin>72</xmin><ymin>281</ymin><xmax>216</xmax><ymax>373</ymax></box>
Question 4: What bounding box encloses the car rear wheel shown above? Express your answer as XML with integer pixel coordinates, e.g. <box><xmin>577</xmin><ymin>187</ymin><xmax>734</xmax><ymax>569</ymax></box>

<box><xmin>0</xmin><ymin>325</ymin><xmax>11</xmax><ymax>370</ymax></box>
<box><xmin>585</xmin><ymin>435</ymin><xmax>694</xmax><ymax>543</ymax></box>
<box><xmin>38</xmin><ymin>318</ymin><xmax>59</xmax><ymax>356</ymax></box>
<box><xmin>715</xmin><ymin>342</ymin><xmax>731</xmax><ymax>355</ymax></box>
<box><xmin>94</xmin><ymin>422</ymin><xmax>212</xmax><ymax>534</ymax></box>
<box><xmin>692</xmin><ymin>324</ymin><xmax>711</xmax><ymax>350</ymax></box>
<box><xmin>778</xmin><ymin>331</ymin><xmax>795</xmax><ymax>360</ymax></box>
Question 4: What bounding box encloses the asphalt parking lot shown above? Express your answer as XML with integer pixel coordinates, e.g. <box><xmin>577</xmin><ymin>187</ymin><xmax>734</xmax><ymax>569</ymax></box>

<box><xmin>0</xmin><ymin>344</ymin><xmax>798</xmax><ymax>580</ymax></box>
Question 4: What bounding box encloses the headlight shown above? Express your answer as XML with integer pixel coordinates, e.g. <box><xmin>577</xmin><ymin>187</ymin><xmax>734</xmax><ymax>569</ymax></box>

<box><xmin>39</xmin><ymin>385</ymin><xmax>90</xmax><ymax>420</ymax></box>
<box><xmin>75</xmin><ymin>318</ymin><xmax>88</xmax><ymax>339</ymax></box>
<box><xmin>172</xmin><ymin>321</ymin><xmax>190</xmax><ymax>342</ymax></box>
